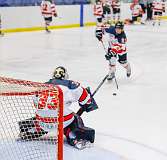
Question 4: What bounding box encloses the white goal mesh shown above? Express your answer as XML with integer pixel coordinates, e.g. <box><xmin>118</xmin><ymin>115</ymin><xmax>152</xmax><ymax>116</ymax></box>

<box><xmin>0</xmin><ymin>76</ymin><xmax>64</xmax><ymax>160</ymax></box>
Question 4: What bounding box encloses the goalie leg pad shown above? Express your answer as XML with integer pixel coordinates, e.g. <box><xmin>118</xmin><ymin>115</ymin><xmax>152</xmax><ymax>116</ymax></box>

<box><xmin>18</xmin><ymin>117</ymin><xmax>48</xmax><ymax>140</ymax></box>
<box><xmin>74</xmin><ymin>127</ymin><xmax>95</xmax><ymax>143</ymax></box>
<box><xmin>64</xmin><ymin>114</ymin><xmax>95</xmax><ymax>146</ymax></box>
<box><xmin>19</xmin><ymin>130</ymin><xmax>47</xmax><ymax>141</ymax></box>
<box><xmin>18</xmin><ymin>117</ymin><xmax>36</xmax><ymax>133</ymax></box>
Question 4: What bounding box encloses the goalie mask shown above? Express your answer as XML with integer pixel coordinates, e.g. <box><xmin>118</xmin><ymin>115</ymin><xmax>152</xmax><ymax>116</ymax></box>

<box><xmin>53</xmin><ymin>66</ymin><xmax>69</xmax><ymax>79</ymax></box>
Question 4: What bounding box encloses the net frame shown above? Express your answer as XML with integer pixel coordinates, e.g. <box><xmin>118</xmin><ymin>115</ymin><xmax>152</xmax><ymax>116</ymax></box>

<box><xmin>0</xmin><ymin>76</ymin><xmax>64</xmax><ymax>160</ymax></box>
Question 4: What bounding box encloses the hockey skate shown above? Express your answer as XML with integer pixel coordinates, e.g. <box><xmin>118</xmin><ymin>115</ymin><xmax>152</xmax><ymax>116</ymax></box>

<box><xmin>126</xmin><ymin>64</ymin><xmax>131</xmax><ymax>77</ymax></box>
<box><xmin>45</xmin><ymin>27</ymin><xmax>51</xmax><ymax>33</ymax></box>
<box><xmin>0</xmin><ymin>31</ymin><xmax>4</xmax><ymax>36</ymax></box>
<box><xmin>74</xmin><ymin>139</ymin><xmax>93</xmax><ymax>150</ymax></box>
<box><xmin>107</xmin><ymin>72</ymin><xmax>115</xmax><ymax>81</ymax></box>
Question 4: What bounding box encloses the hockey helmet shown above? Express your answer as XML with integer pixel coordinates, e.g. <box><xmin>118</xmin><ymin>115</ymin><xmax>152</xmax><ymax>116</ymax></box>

<box><xmin>96</xmin><ymin>0</ymin><xmax>101</xmax><ymax>3</ymax></box>
<box><xmin>45</xmin><ymin>0</ymin><xmax>53</xmax><ymax>2</ymax></box>
<box><xmin>53</xmin><ymin>66</ymin><xmax>69</xmax><ymax>79</ymax></box>
<box><xmin>115</xmin><ymin>21</ymin><xmax>124</xmax><ymax>29</ymax></box>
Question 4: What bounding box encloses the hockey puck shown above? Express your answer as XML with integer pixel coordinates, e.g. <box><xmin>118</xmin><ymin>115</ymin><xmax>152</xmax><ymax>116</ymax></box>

<box><xmin>113</xmin><ymin>93</ymin><xmax>117</xmax><ymax>96</ymax></box>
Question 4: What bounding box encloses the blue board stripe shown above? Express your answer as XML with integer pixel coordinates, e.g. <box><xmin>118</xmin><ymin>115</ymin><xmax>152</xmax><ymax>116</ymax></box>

<box><xmin>80</xmin><ymin>4</ymin><xmax>84</xmax><ymax>27</ymax></box>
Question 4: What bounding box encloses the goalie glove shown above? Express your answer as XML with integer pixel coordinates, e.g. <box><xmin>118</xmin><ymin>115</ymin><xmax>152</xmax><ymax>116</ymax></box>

<box><xmin>95</xmin><ymin>28</ymin><xmax>103</xmax><ymax>41</ymax></box>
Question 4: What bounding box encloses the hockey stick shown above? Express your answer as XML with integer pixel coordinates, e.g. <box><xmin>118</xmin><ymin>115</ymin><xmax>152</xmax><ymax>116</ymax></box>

<box><xmin>77</xmin><ymin>74</ymin><xmax>109</xmax><ymax>116</ymax></box>
<box><xmin>91</xmin><ymin>74</ymin><xmax>109</xmax><ymax>97</ymax></box>
<box><xmin>100</xmin><ymin>40</ymin><xmax>119</xmax><ymax>90</ymax></box>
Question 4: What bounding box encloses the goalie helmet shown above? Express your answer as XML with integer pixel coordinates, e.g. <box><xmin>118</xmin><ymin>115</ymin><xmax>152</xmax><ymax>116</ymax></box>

<box><xmin>115</xmin><ymin>21</ymin><xmax>124</xmax><ymax>29</ymax></box>
<box><xmin>53</xmin><ymin>66</ymin><xmax>69</xmax><ymax>79</ymax></box>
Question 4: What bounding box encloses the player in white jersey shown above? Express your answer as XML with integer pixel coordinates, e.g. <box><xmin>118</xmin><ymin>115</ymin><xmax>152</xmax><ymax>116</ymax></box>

<box><xmin>102</xmin><ymin>0</ymin><xmax>112</xmax><ymax>22</ymax></box>
<box><xmin>0</xmin><ymin>14</ymin><xmax>4</xmax><ymax>36</ymax></box>
<box><xmin>18</xmin><ymin>66</ymin><xmax>97</xmax><ymax>149</ymax></box>
<box><xmin>152</xmin><ymin>0</ymin><xmax>165</xmax><ymax>26</ymax></box>
<box><xmin>130</xmin><ymin>0</ymin><xmax>143</xmax><ymax>24</ymax></box>
<box><xmin>111</xmin><ymin>0</ymin><xmax>121</xmax><ymax>23</ymax></box>
<box><xmin>40</xmin><ymin>0</ymin><xmax>57</xmax><ymax>33</ymax></box>
<box><xmin>93</xmin><ymin>0</ymin><xmax>104</xmax><ymax>24</ymax></box>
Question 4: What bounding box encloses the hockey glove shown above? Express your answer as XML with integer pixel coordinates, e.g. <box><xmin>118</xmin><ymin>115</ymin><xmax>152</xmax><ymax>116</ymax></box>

<box><xmin>54</xmin><ymin>13</ymin><xmax>58</xmax><ymax>17</ymax></box>
<box><xmin>95</xmin><ymin>29</ymin><xmax>103</xmax><ymax>41</ymax></box>
<box><xmin>79</xmin><ymin>87</ymin><xmax>98</xmax><ymax>113</ymax></box>
<box><xmin>105</xmin><ymin>47</ymin><xmax>118</xmax><ymax>60</ymax></box>
<box><xmin>81</xmin><ymin>97</ymin><xmax>98</xmax><ymax>113</ymax></box>
<box><xmin>105</xmin><ymin>49</ymin><xmax>114</xmax><ymax>60</ymax></box>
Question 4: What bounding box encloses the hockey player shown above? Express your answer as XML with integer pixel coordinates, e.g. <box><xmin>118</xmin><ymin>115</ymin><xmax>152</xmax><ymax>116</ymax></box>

<box><xmin>40</xmin><ymin>0</ymin><xmax>57</xmax><ymax>33</ymax></box>
<box><xmin>0</xmin><ymin>14</ymin><xmax>4</xmax><ymax>36</ymax></box>
<box><xmin>130</xmin><ymin>0</ymin><xmax>143</xmax><ymax>24</ymax></box>
<box><xmin>95</xmin><ymin>21</ymin><xmax>131</xmax><ymax>80</ymax></box>
<box><xmin>152</xmin><ymin>0</ymin><xmax>165</xmax><ymax>26</ymax></box>
<box><xmin>102</xmin><ymin>0</ymin><xmax>112</xmax><ymax>22</ymax></box>
<box><xmin>18</xmin><ymin>66</ymin><xmax>97</xmax><ymax>149</ymax></box>
<box><xmin>93</xmin><ymin>0</ymin><xmax>104</xmax><ymax>24</ymax></box>
<box><xmin>111</xmin><ymin>0</ymin><xmax>121</xmax><ymax>23</ymax></box>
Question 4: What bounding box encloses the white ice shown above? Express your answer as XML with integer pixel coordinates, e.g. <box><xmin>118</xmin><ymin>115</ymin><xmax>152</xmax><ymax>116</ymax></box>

<box><xmin>0</xmin><ymin>23</ymin><xmax>167</xmax><ymax>160</ymax></box>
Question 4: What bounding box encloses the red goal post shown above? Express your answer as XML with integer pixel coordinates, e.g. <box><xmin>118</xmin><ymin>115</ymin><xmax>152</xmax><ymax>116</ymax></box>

<box><xmin>0</xmin><ymin>76</ymin><xmax>64</xmax><ymax>160</ymax></box>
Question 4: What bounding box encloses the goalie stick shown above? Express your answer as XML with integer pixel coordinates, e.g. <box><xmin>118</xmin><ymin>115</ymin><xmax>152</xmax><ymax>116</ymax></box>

<box><xmin>77</xmin><ymin>74</ymin><xmax>109</xmax><ymax>116</ymax></box>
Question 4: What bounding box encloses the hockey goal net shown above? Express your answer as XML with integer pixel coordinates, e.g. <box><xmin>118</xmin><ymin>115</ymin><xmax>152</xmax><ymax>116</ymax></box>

<box><xmin>0</xmin><ymin>76</ymin><xmax>64</xmax><ymax>160</ymax></box>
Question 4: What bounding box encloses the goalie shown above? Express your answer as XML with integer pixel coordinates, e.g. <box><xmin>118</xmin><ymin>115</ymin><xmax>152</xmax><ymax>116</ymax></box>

<box><xmin>18</xmin><ymin>66</ymin><xmax>97</xmax><ymax>150</ymax></box>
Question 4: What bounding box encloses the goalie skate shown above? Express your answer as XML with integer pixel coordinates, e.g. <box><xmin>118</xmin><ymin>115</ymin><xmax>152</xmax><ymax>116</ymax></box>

<box><xmin>74</xmin><ymin>140</ymin><xmax>93</xmax><ymax>150</ymax></box>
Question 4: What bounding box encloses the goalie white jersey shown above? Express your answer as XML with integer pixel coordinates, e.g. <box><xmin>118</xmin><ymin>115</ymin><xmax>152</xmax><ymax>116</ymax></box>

<box><xmin>33</xmin><ymin>79</ymin><xmax>91</xmax><ymax>132</ymax></box>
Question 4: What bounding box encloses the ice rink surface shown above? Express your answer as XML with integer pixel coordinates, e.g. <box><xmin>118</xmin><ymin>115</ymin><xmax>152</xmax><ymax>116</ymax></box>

<box><xmin>1</xmin><ymin>23</ymin><xmax>167</xmax><ymax>160</ymax></box>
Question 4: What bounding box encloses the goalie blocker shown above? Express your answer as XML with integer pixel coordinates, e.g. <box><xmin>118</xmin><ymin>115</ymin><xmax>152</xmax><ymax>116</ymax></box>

<box><xmin>18</xmin><ymin>66</ymin><xmax>97</xmax><ymax>149</ymax></box>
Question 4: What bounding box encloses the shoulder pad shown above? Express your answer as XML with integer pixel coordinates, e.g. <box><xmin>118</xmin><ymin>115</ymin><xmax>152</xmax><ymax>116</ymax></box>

<box><xmin>69</xmin><ymin>80</ymin><xmax>80</xmax><ymax>89</ymax></box>
<box><xmin>105</xmin><ymin>26</ymin><xmax>115</xmax><ymax>34</ymax></box>
<box><xmin>46</xmin><ymin>79</ymin><xmax>80</xmax><ymax>89</ymax></box>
